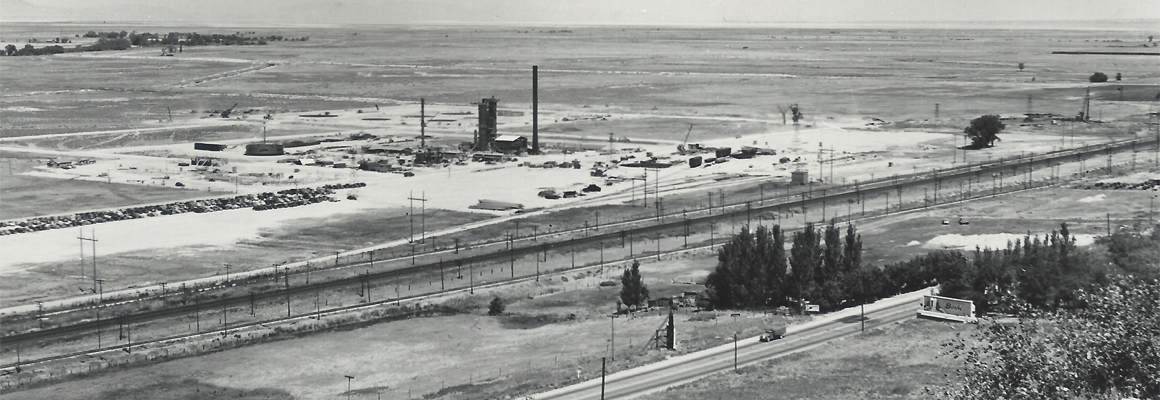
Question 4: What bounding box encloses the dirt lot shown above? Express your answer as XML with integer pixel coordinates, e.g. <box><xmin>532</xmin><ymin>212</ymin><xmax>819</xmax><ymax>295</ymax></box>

<box><xmin>0</xmin><ymin>207</ymin><xmax>492</xmax><ymax>305</ymax></box>
<box><xmin>0</xmin><ymin>151</ymin><xmax>207</xmax><ymax>219</ymax></box>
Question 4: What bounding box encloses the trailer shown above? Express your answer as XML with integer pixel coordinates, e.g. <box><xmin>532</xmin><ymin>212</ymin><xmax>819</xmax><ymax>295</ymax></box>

<box><xmin>759</xmin><ymin>325</ymin><xmax>787</xmax><ymax>342</ymax></box>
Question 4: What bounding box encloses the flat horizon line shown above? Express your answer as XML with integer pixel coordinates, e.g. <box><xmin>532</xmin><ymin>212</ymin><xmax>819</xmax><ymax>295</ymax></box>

<box><xmin>1</xmin><ymin>19</ymin><xmax>1156</xmax><ymax>31</ymax></box>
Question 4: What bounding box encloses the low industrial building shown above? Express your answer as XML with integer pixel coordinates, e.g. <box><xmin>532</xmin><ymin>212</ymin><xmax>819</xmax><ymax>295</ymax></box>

<box><xmin>493</xmin><ymin>135</ymin><xmax>528</xmax><ymax>154</ymax></box>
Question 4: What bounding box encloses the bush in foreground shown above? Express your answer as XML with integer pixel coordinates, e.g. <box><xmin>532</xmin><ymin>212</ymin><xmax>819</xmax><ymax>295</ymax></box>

<box><xmin>937</xmin><ymin>276</ymin><xmax>1160</xmax><ymax>399</ymax></box>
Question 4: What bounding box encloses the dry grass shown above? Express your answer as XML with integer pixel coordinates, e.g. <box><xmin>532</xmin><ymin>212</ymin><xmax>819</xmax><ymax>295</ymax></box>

<box><xmin>639</xmin><ymin>319</ymin><xmax>969</xmax><ymax>400</ymax></box>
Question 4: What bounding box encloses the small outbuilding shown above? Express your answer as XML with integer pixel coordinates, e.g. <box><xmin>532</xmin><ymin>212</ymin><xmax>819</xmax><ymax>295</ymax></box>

<box><xmin>493</xmin><ymin>135</ymin><xmax>528</xmax><ymax>154</ymax></box>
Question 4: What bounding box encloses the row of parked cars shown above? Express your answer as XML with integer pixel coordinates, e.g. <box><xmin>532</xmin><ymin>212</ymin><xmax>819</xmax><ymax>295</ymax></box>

<box><xmin>1086</xmin><ymin>179</ymin><xmax>1160</xmax><ymax>191</ymax></box>
<box><xmin>0</xmin><ymin>183</ymin><xmax>367</xmax><ymax>236</ymax></box>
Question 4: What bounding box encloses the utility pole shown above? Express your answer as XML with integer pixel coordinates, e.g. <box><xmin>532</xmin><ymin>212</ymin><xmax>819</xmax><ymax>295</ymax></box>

<box><xmin>124</xmin><ymin>318</ymin><xmax>131</xmax><ymax>354</ymax></box>
<box><xmin>746</xmin><ymin>201</ymin><xmax>752</xmax><ymax>226</ymax></box>
<box><xmin>802</xmin><ymin>193</ymin><xmax>808</xmax><ymax>223</ymax></box>
<box><xmin>650</xmin><ymin>167</ymin><xmax>660</xmax><ymax>209</ymax></box>
<box><xmin>78</xmin><ymin>228</ymin><xmax>85</xmax><ymax>280</ymax></box>
<box><xmin>610</xmin><ymin>315</ymin><xmax>615</xmax><ymax>361</ymax></box>
<box><xmin>345</xmin><ymin>375</ymin><xmax>355</xmax><ymax>400</ymax></box>
<box><xmin>95</xmin><ymin>301</ymin><xmax>102</xmax><ymax>349</ymax></box>
<box><xmin>222</xmin><ymin>296</ymin><xmax>228</xmax><ymax>336</ymax></box>
<box><xmin>683</xmin><ymin>210</ymin><xmax>688</xmax><ymax>247</ymax></box>
<box><xmin>1149</xmin><ymin>194</ymin><xmax>1155</xmax><ymax>225</ymax></box>
<box><xmin>601</xmin><ymin>357</ymin><xmax>607</xmax><ymax>400</ymax></box>
<box><xmin>408</xmin><ymin>191</ymin><xmax>429</xmax><ymax>243</ymax></box>
<box><xmin>733</xmin><ymin>332</ymin><xmax>738</xmax><ymax>371</ymax></box>
<box><xmin>710</xmin><ymin>221</ymin><xmax>715</xmax><ymax>249</ymax></box>
<box><xmin>420</xmin><ymin>98</ymin><xmax>426</xmax><ymax>150</ymax></box>
<box><xmin>439</xmin><ymin>258</ymin><xmax>445</xmax><ymax>290</ymax></box>
<box><xmin>79</xmin><ymin>229</ymin><xmax>98</xmax><ymax>292</ymax></box>
<box><xmin>285</xmin><ymin>269</ymin><xmax>291</xmax><ymax>317</ymax></box>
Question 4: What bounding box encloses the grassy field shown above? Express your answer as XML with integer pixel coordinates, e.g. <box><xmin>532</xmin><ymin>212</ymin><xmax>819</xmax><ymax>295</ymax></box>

<box><xmin>4</xmin><ymin>253</ymin><xmax>800</xmax><ymax>400</ymax></box>
<box><xmin>3</xmin><ymin>25</ymin><xmax>1157</xmax><ymax>139</ymax></box>
<box><xmin>639</xmin><ymin>318</ymin><xmax>969</xmax><ymax>400</ymax></box>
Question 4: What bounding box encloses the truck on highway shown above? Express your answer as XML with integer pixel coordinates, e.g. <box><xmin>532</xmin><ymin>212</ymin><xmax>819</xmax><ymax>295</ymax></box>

<box><xmin>759</xmin><ymin>325</ymin><xmax>787</xmax><ymax>342</ymax></box>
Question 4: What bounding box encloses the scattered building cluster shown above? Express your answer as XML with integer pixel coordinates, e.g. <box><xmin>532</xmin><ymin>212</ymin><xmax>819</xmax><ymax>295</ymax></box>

<box><xmin>46</xmin><ymin>159</ymin><xmax>96</xmax><ymax>170</ymax></box>
<box><xmin>0</xmin><ymin>183</ymin><xmax>365</xmax><ymax>236</ymax></box>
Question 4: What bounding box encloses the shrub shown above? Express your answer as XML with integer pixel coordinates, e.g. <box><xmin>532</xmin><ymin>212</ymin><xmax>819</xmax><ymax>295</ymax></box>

<box><xmin>1089</xmin><ymin>72</ymin><xmax>1108</xmax><ymax>83</ymax></box>
<box><xmin>488</xmin><ymin>296</ymin><xmax>505</xmax><ymax>316</ymax></box>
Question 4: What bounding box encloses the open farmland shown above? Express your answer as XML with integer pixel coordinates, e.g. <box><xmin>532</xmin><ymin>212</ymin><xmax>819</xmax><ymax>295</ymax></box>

<box><xmin>1</xmin><ymin>20</ymin><xmax>1158</xmax><ymax>400</ymax></box>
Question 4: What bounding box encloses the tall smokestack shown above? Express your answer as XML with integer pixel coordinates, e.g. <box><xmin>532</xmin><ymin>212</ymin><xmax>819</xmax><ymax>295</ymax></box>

<box><xmin>532</xmin><ymin>65</ymin><xmax>539</xmax><ymax>155</ymax></box>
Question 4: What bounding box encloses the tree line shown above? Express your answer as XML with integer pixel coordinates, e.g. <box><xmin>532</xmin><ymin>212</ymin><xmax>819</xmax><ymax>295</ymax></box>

<box><xmin>5</xmin><ymin>36</ymin><xmax>130</xmax><ymax>56</ymax></box>
<box><xmin>4</xmin><ymin>30</ymin><xmax>309</xmax><ymax>57</ymax></box>
<box><xmin>706</xmin><ymin>220</ymin><xmax>864</xmax><ymax>311</ymax></box>
<box><xmin>84</xmin><ymin>30</ymin><xmax>306</xmax><ymax>46</ymax></box>
<box><xmin>707</xmin><ymin>220</ymin><xmax>1152</xmax><ymax>316</ymax></box>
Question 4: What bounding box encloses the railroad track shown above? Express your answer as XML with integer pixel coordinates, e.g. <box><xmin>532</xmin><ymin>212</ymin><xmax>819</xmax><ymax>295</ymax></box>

<box><xmin>3</xmin><ymin>136</ymin><xmax>1154</xmax><ymax>352</ymax></box>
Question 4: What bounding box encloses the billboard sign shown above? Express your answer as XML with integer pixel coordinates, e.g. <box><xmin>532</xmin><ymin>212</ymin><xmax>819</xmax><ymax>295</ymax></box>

<box><xmin>921</xmin><ymin>295</ymin><xmax>975</xmax><ymax>319</ymax></box>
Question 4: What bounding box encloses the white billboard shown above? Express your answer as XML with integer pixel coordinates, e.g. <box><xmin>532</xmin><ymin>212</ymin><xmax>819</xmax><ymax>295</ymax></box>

<box><xmin>920</xmin><ymin>295</ymin><xmax>976</xmax><ymax>322</ymax></box>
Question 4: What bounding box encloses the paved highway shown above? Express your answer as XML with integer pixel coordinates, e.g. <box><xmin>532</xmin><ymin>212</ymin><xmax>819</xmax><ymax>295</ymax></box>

<box><xmin>533</xmin><ymin>289</ymin><xmax>930</xmax><ymax>400</ymax></box>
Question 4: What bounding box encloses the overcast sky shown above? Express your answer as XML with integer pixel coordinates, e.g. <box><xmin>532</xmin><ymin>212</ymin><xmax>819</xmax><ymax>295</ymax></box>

<box><xmin>4</xmin><ymin>0</ymin><xmax>1159</xmax><ymax>26</ymax></box>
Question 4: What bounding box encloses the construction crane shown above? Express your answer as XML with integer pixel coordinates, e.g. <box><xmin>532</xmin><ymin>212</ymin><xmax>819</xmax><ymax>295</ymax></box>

<box><xmin>677</xmin><ymin>124</ymin><xmax>694</xmax><ymax>154</ymax></box>
<box><xmin>220</xmin><ymin>103</ymin><xmax>238</xmax><ymax>119</ymax></box>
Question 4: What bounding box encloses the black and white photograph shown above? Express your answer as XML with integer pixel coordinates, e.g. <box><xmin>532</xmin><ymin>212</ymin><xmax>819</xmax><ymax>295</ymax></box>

<box><xmin>1</xmin><ymin>1</ymin><xmax>1158</xmax><ymax>399</ymax></box>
